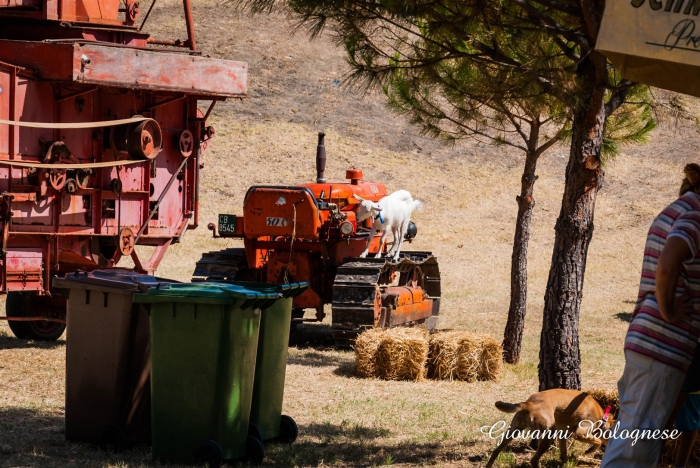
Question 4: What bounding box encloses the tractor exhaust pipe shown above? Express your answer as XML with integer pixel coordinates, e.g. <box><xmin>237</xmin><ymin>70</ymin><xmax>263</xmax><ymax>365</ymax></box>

<box><xmin>316</xmin><ymin>132</ymin><xmax>326</xmax><ymax>183</ymax></box>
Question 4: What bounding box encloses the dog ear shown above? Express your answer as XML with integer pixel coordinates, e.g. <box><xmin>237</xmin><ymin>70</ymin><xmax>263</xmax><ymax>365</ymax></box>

<box><xmin>355</xmin><ymin>195</ymin><xmax>365</xmax><ymax>202</ymax></box>
<box><xmin>372</xmin><ymin>202</ymin><xmax>382</xmax><ymax>211</ymax></box>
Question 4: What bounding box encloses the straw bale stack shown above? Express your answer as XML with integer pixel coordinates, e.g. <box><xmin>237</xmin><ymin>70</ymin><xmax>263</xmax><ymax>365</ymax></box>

<box><xmin>584</xmin><ymin>388</ymin><xmax>619</xmax><ymax>417</ymax></box>
<box><xmin>354</xmin><ymin>327</ymin><xmax>502</xmax><ymax>382</ymax></box>
<box><xmin>427</xmin><ymin>331</ymin><xmax>502</xmax><ymax>382</ymax></box>
<box><xmin>354</xmin><ymin>327</ymin><xmax>429</xmax><ymax>381</ymax></box>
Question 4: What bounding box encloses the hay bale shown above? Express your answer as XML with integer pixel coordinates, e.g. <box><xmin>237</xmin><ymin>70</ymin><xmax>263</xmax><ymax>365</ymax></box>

<box><xmin>427</xmin><ymin>331</ymin><xmax>502</xmax><ymax>382</ymax></box>
<box><xmin>584</xmin><ymin>388</ymin><xmax>619</xmax><ymax>417</ymax></box>
<box><xmin>375</xmin><ymin>327</ymin><xmax>429</xmax><ymax>381</ymax></box>
<box><xmin>354</xmin><ymin>328</ymin><xmax>385</xmax><ymax>378</ymax></box>
<box><xmin>374</xmin><ymin>327</ymin><xmax>429</xmax><ymax>381</ymax></box>
<box><xmin>478</xmin><ymin>335</ymin><xmax>503</xmax><ymax>381</ymax></box>
<box><xmin>354</xmin><ymin>327</ymin><xmax>429</xmax><ymax>381</ymax></box>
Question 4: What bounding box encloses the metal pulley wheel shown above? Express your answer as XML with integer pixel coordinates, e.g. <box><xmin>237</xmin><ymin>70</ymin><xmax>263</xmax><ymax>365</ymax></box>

<box><xmin>110</xmin><ymin>178</ymin><xmax>123</xmax><ymax>194</ymax></box>
<box><xmin>178</xmin><ymin>130</ymin><xmax>194</xmax><ymax>158</ymax></box>
<box><xmin>49</xmin><ymin>169</ymin><xmax>67</xmax><ymax>191</ymax></box>
<box><xmin>125</xmin><ymin>0</ymin><xmax>140</xmax><ymax>25</ymax></box>
<box><xmin>65</xmin><ymin>178</ymin><xmax>78</xmax><ymax>194</ymax></box>
<box><xmin>128</xmin><ymin>119</ymin><xmax>162</xmax><ymax>160</ymax></box>
<box><xmin>110</xmin><ymin>117</ymin><xmax>163</xmax><ymax>160</ymax></box>
<box><xmin>76</xmin><ymin>168</ymin><xmax>92</xmax><ymax>189</ymax></box>
<box><xmin>117</xmin><ymin>227</ymin><xmax>135</xmax><ymax>256</ymax></box>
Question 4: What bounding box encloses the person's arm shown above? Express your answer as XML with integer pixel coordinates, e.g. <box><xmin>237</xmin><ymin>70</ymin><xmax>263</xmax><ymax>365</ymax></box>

<box><xmin>657</xmin><ymin>236</ymin><xmax>692</xmax><ymax>322</ymax></box>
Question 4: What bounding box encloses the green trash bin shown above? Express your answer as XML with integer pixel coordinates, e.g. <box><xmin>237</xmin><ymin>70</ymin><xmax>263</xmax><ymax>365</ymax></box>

<box><xmin>218</xmin><ymin>281</ymin><xmax>308</xmax><ymax>443</ymax></box>
<box><xmin>133</xmin><ymin>282</ymin><xmax>281</xmax><ymax>467</ymax></box>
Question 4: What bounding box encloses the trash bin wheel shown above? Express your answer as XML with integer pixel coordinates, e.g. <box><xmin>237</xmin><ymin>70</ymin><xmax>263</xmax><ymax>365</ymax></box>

<box><xmin>6</xmin><ymin>291</ymin><xmax>66</xmax><ymax>341</ymax></box>
<box><xmin>193</xmin><ymin>439</ymin><xmax>224</xmax><ymax>468</ymax></box>
<box><xmin>276</xmin><ymin>414</ymin><xmax>298</xmax><ymax>444</ymax></box>
<box><xmin>99</xmin><ymin>423</ymin><xmax>126</xmax><ymax>451</ymax></box>
<box><xmin>245</xmin><ymin>435</ymin><xmax>265</xmax><ymax>466</ymax></box>
<box><xmin>248</xmin><ymin>423</ymin><xmax>264</xmax><ymax>443</ymax></box>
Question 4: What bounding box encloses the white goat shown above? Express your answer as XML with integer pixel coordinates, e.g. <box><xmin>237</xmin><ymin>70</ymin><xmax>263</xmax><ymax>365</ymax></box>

<box><xmin>356</xmin><ymin>190</ymin><xmax>423</xmax><ymax>262</ymax></box>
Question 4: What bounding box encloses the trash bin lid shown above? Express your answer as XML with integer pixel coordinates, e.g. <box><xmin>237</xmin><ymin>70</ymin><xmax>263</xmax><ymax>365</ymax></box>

<box><xmin>133</xmin><ymin>282</ymin><xmax>287</xmax><ymax>310</ymax></box>
<box><xmin>52</xmin><ymin>268</ymin><xmax>179</xmax><ymax>294</ymax></box>
<box><xmin>212</xmin><ymin>281</ymin><xmax>309</xmax><ymax>300</ymax></box>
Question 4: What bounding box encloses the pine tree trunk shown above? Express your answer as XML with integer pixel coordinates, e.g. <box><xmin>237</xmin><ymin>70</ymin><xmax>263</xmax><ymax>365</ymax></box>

<box><xmin>538</xmin><ymin>57</ymin><xmax>607</xmax><ymax>391</ymax></box>
<box><xmin>502</xmin><ymin>148</ymin><xmax>539</xmax><ymax>364</ymax></box>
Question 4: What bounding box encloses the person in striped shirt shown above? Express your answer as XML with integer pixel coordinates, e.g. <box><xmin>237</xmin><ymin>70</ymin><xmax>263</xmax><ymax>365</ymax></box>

<box><xmin>602</xmin><ymin>164</ymin><xmax>700</xmax><ymax>468</ymax></box>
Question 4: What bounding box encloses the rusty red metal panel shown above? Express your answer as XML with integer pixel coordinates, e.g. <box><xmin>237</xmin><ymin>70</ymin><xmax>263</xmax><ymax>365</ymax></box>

<box><xmin>0</xmin><ymin>42</ymin><xmax>248</xmax><ymax>97</ymax></box>
<box><xmin>0</xmin><ymin>0</ymin><xmax>120</xmax><ymax>23</ymax></box>
<box><xmin>73</xmin><ymin>43</ymin><xmax>248</xmax><ymax>97</ymax></box>
<box><xmin>5</xmin><ymin>248</ymin><xmax>43</xmax><ymax>291</ymax></box>
<box><xmin>0</xmin><ymin>41</ymin><xmax>76</xmax><ymax>79</ymax></box>
<box><xmin>60</xmin><ymin>0</ymin><xmax>121</xmax><ymax>23</ymax></box>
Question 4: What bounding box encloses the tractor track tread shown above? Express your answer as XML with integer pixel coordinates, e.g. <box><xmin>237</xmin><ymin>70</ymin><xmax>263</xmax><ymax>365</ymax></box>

<box><xmin>331</xmin><ymin>251</ymin><xmax>441</xmax><ymax>347</ymax></box>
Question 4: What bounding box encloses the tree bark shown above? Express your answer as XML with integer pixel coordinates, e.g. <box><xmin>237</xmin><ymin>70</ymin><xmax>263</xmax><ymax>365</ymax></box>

<box><xmin>503</xmin><ymin>128</ymin><xmax>541</xmax><ymax>364</ymax></box>
<box><xmin>538</xmin><ymin>53</ymin><xmax>607</xmax><ymax>391</ymax></box>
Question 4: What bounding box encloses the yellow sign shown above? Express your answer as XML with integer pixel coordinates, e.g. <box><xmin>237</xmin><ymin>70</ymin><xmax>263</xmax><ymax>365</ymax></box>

<box><xmin>597</xmin><ymin>0</ymin><xmax>700</xmax><ymax>96</ymax></box>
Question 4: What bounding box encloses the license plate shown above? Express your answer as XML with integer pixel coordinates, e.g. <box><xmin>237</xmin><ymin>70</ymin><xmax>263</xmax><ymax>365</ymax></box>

<box><xmin>218</xmin><ymin>214</ymin><xmax>237</xmax><ymax>235</ymax></box>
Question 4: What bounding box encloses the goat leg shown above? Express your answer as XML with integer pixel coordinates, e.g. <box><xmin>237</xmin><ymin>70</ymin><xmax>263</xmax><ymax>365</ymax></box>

<box><xmin>359</xmin><ymin>225</ymin><xmax>377</xmax><ymax>258</ymax></box>
<box><xmin>391</xmin><ymin>230</ymin><xmax>404</xmax><ymax>261</ymax></box>
<box><xmin>375</xmin><ymin>229</ymin><xmax>388</xmax><ymax>258</ymax></box>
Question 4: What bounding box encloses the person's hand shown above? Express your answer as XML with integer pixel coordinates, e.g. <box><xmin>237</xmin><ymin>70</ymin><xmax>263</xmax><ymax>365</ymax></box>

<box><xmin>673</xmin><ymin>293</ymin><xmax>694</xmax><ymax>320</ymax></box>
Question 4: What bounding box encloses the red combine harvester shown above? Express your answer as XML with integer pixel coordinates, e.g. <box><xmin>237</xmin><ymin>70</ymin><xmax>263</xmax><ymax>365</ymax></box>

<box><xmin>194</xmin><ymin>134</ymin><xmax>441</xmax><ymax>346</ymax></box>
<box><xmin>0</xmin><ymin>0</ymin><xmax>247</xmax><ymax>339</ymax></box>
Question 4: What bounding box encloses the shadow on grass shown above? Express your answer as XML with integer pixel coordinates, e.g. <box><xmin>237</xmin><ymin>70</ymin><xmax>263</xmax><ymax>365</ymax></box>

<box><xmin>264</xmin><ymin>421</ymin><xmax>478</xmax><ymax>467</ymax></box>
<box><xmin>0</xmin><ymin>407</ymin><xmax>152</xmax><ymax>468</ymax></box>
<box><xmin>285</xmin><ymin>343</ymin><xmax>358</xmax><ymax>377</ymax></box>
<box><xmin>288</xmin><ymin>324</ymin><xmax>336</xmax><ymax>349</ymax></box>
<box><xmin>286</xmin><ymin>349</ymin><xmax>357</xmax><ymax>377</ymax></box>
<box><xmin>614</xmin><ymin>312</ymin><xmax>633</xmax><ymax>323</ymax></box>
<box><xmin>0</xmin><ymin>408</ymin><xmax>480</xmax><ymax>467</ymax></box>
<box><xmin>0</xmin><ymin>335</ymin><xmax>65</xmax><ymax>350</ymax></box>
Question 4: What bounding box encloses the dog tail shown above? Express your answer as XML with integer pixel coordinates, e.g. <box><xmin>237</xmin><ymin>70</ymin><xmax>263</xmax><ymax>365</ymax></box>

<box><xmin>494</xmin><ymin>401</ymin><xmax>523</xmax><ymax>413</ymax></box>
<box><xmin>412</xmin><ymin>199</ymin><xmax>424</xmax><ymax>212</ymax></box>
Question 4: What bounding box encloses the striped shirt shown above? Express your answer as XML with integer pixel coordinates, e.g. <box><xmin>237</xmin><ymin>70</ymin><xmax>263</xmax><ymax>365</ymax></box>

<box><xmin>625</xmin><ymin>191</ymin><xmax>700</xmax><ymax>371</ymax></box>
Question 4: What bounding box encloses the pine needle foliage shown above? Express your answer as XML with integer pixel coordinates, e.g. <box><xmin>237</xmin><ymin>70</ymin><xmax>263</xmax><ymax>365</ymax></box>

<box><xmin>234</xmin><ymin>0</ymin><xmax>668</xmax><ymax>154</ymax></box>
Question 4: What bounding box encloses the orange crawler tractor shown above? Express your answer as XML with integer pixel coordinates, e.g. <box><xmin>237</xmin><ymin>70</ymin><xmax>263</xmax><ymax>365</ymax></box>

<box><xmin>193</xmin><ymin>134</ymin><xmax>441</xmax><ymax>346</ymax></box>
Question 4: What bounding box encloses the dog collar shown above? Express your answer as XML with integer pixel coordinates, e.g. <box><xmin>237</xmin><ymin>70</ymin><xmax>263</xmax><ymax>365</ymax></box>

<box><xmin>602</xmin><ymin>405</ymin><xmax>612</xmax><ymax>422</ymax></box>
<box><xmin>374</xmin><ymin>205</ymin><xmax>384</xmax><ymax>224</ymax></box>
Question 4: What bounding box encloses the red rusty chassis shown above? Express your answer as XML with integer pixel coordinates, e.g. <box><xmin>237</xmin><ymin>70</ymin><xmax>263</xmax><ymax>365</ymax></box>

<box><xmin>0</xmin><ymin>2</ymin><xmax>247</xmax><ymax>302</ymax></box>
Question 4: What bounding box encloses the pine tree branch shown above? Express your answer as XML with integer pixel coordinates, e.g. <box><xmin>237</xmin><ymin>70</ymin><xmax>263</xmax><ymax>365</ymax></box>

<box><xmin>529</xmin><ymin>0</ymin><xmax>583</xmax><ymax>17</ymax></box>
<box><xmin>605</xmin><ymin>80</ymin><xmax>634</xmax><ymax>117</ymax></box>
<box><xmin>534</xmin><ymin>128</ymin><xmax>565</xmax><ymax>156</ymax></box>
<box><xmin>509</xmin><ymin>0</ymin><xmax>590</xmax><ymax>51</ymax></box>
<box><xmin>552</xmin><ymin>36</ymin><xmax>580</xmax><ymax>62</ymax></box>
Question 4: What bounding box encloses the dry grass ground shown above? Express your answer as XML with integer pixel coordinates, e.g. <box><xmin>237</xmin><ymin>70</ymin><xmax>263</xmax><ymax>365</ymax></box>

<box><xmin>2</xmin><ymin>1</ymin><xmax>700</xmax><ymax>466</ymax></box>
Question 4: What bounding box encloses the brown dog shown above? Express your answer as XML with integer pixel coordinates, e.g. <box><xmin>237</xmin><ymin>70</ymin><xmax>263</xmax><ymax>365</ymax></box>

<box><xmin>484</xmin><ymin>389</ymin><xmax>613</xmax><ymax>468</ymax></box>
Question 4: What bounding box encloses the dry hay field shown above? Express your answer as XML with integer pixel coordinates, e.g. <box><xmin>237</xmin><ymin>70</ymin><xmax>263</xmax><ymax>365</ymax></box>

<box><xmin>2</xmin><ymin>2</ymin><xmax>700</xmax><ymax>467</ymax></box>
